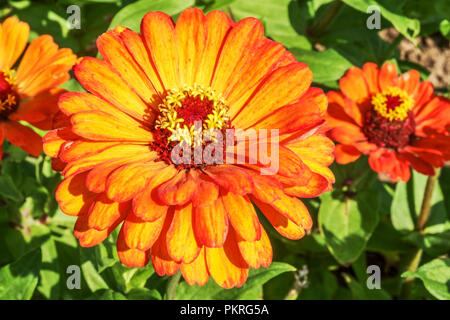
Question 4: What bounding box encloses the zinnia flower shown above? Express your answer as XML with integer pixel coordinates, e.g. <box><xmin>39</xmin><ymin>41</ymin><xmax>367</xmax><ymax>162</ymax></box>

<box><xmin>327</xmin><ymin>62</ymin><xmax>450</xmax><ymax>182</ymax></box>
<box><xmin>44</xmin><ymin>8</ymin><xmax>334</xmax><ymax>288</ymax></box>
<box><xmin>0</xmin><ymin>17</ymin><xmax>76</xmax><ymax>158</ymax></box>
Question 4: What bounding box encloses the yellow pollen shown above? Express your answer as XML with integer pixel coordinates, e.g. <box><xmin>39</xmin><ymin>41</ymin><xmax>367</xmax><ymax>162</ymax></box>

<box><xmin>372</xmin><ymin>87</ymin><xmax>414</xmax><ymax>121</ymax></box>
<box><xmin>155</xmin><ymin>84</ymin><xmax>229</xmax><ymax>147</ymax></box>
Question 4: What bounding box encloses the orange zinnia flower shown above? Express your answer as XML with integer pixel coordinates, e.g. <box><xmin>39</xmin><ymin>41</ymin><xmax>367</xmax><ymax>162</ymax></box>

<box><xmin>327</xmin><ymin>62</ymin><xmax>450</xmax><ymax>182</ymax></box>
<box><xmin>0</xmin><ymin>17</ymin><xmax>76</xmax><ymax>158</ymax></box>
<box><xmin>44</xmin><ymin>8</ymin><xmax>334</xmax><ymax>288</ymax></box>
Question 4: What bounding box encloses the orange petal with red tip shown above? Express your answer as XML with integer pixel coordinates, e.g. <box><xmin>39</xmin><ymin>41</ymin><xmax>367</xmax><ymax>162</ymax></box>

<box><xmin>10</xmin><ymin>88</ymin><xmax>64</xmax><ymax>130</ymax></box>
<box><xmin>151</xmin><ymin>210</ymin><xmax>179</xmax><ymax>276</ymax></box>
<box><xmin>210</xmin><ymin>17</ymin><xmax>263</xmax><ymax>96</ymax></box>
<box><xmin>334</xmin><ymin>144</ymin><xmax>361</xmax><ymax>164</ymax></box>
<box><xmin>362</xmin><ymin>62</ymin><xmax>380</xmax><ymax>95</ymax></box>
<box><xmin>191</xmin><ymin>173</ymin><xmax>219</xmax><ymax>208</ymax></box>
<box><xmin>55</xmin><ymin>172</ymin><xmax>96</xmax><ymax>216</ymax></box>
<box><xmin>180</xmin><ymin>247</ymin><xmax>209</xmax><ymax>286</ymax></box>
<box><xmin>87</xmin><ymin>193</ymin><xmax>130</xmax><ymax>231</ymax></box>
<box><xmin>269</xmin><ymin>194</ymin><xmax>312</xmax><ymax>229</ymax></box>
<box><xmin>97</xmin><ymin>30</ymin><xmax>159</xmax><ymax>107</ymax></box>
<box><xmin>249</xmin><ymin>172</ymin><xmax>284</xmax><ymax>204</ymax></box>
<box><xmin>106</xmin><ymin>161</ymin><xmax>166</xmax><ymax>202</ymax></box>
<box><xmin>43</xmin><ymin>127</ymin><xmax>78</xmax><ymax>157</ymax></box>
<box><xmin>141</xmin><ymin>11</ymin><xmax>180</xmax><ymax>90</ymax></box>
<box><xmin>118</xmin><ymin>28</ymin><xmax>164</xmax><ymax>94</ymax></box>
<box><xmin>132</xmin><ymin>165</ymin><xmax>177</xmax><ymax>221</ymax></box>
<box><xmin>237</xmin><ymin>226</ymin><xmax>272</xmax><ymax>269</ymax></box>
<box><xmin>60</xmin><ymin>141</ymin><xmax>119</xmax><ymax>162</ymax></box>
<box><xmin>205</xmin><ymin>230</ymin><xmax>249</xmax><ymax>289</ymax></box>
<box><xmin>368</xmin><ymin>148</ymin><xmax>411</xmax><ymax>182</ymax></box>
<box><xmin>339</xmin><ymin>66</ymin><xmax>369</xmax><ymax>104</ymax></box>
<box><xmin>378</xmin><ymin>62</ymin><xmax>398</xmax><ymax>91</ymax></box>
<box><xmin>157</xmin><ymin>170</ymin><xmax>197</xmax><ymax>206</ymax></box>
<box><xmin>74</xmin><ymin>57</ymin><xmax>150</xmax><ymax>122</ymax></box>
<box><xmin>62</xmin><ymin>144</ymin><xmax>155</xmax><ymax>177</ymax></box>
<box><xmin>233</xmin><ymin>62</ymin><xmax>312</xmax><ymax>128</ymax></box>
<box><xmin>226</xmin><ymin>38</ymin><xmax>288</xmax><ymax>116</ymax></box>
<box><xmin>194</xmin><ymin>197</ymin><xmax>228</xmax><ymax>248</ymax></box>
<box><xmin>74</xmin><ymin>214</ymin><xmax>111</xmax><ymax>247</ymax></box>
<box><xmin>59</xmin><ymin>91</ymin><xmax>135</xmax><ymax>122</ymax></box>
<box><xmin>71</xmin><ymin>111</ymin><xmax>153</xmax><ymax>142</ymax></box>
<box><xmin>205</xmin><ymin>165</ymin><xmax>253</xmax><ymax>195</ymax></box>
<box><xmin>117</xmin><ymin>228</ymin><xmax>150</xmax><ymax>268</ymax></box>
<box><xmin>253</xmin><ymin>198</ymin><xmax>306</xmax><ymax>240</ymax></box>
<box><xmin>0</xmin><ymin>17</ymin><xmax>29</xmax><ymax>70</ymax></box>
<box><xmin>16</xmin><ymin>35</ymin><xmax>76</xmax><ymax>97</ymax></box>
<box><xmin>166</xmin><ymin>203</ymin><xmax>201</xmax><ymax>263</ymax></box>
<box><xmin>222</xmin><ymin>191</ymin><xmax>261</xmax><ymax>242</ymax></box>
<box><xmin>195</xmin><ymin>10</ymin><xmax>233</xmax><ymax>86</ymax></box>
<box><xmin>3</xmin><ymin>121</ymin><xmax>42</xmax><ymax>157</ymax></box>
<box><xmin>284</xmin><ymin>173</ymin><xmax>330</xmax><ymax>198</ymax></box>
<box><xmin>123</xmin><ymin>211</ymin><xmax>166</xmax><ymax>251</ymax></box>
<box><xmin>399</xmin><ymin>69</ymin><xmax>420</xmax><ymax>95</ymax></box>
<box><xmin>176</xmin><ymin>8</ymin><xmax>207</xmax><ymax>86</ymax></box>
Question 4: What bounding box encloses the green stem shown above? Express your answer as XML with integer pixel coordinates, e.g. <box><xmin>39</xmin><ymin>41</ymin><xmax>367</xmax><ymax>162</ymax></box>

<box><xmin>308</xmin><ymin>0</ymin><xmax>343</xmax><ymax>40</ymax></box>
<box><xmin>166</xmin><ymin>270</ymin><xmax>182</xmax><ymax>300</ymax></box>
<box><xmin>400</xmin><ymin>170</ymin><xmax>440</xmax><ymax>299</ymax></box>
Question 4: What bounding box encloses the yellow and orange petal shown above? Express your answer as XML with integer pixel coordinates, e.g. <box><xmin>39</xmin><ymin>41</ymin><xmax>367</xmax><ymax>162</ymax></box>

<box><xmin>327</xmin><ymin>61</ymin><xmax>450</xmax><ymax>182</ymax></box>
<box><xmin>44</xmin><ymin>8</ymin><xmax>334</xmax><ymax>289</ymax></box>
<box><xmin>0</xmin><ymin>17</ymin><xmax>76</xmax><ymax>159</ymax></box>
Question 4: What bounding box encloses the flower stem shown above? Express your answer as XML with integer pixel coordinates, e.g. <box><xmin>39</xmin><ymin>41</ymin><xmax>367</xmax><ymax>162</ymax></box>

<box><xmin>308</xmin><ymin>0</ymin><xmax>343</xmax><ymax>40</ymax></box>
<box><xmin>166</xmin><ymin>270</ymin><xmax>182</xmax><ymax>300</ymax></box>
<box><xmin>400</xmin><ymin>170</ymin><xmax>440</xmax><ymax>299</ymax></box>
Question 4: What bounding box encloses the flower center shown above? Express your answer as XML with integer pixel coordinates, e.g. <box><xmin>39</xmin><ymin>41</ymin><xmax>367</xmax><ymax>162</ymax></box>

<box><xmin>363</xmin><ymin>87</ymin><xmax>415</xmax><ymax>149</ymax></box>
<box><xmin>151</xmin><ymin>84</ymin><xmax>231</xmax><ymax>168</ymax></box>
<box><xmin>0</xmin><ymin>70</ymin><xmax>19</xmax><ymax>120</ymax></box>
<box><xmin>372</xmin><ymin>87</ymin><xmax>413</xmax><ymax>121</ymax></box>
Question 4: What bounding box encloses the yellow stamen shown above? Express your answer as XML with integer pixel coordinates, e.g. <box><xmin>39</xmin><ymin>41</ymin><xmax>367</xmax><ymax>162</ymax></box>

<box><xmin>372</xmin><ymin>87</ymin><xmax>414</xmax><ymax>121</ymax></box>
<box><xmin>155</xmin><ymin>84</ymin><xmax>229</xmax><ymax>146</ymax></box>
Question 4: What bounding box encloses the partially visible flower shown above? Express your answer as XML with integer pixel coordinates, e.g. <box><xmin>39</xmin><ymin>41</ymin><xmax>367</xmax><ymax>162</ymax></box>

<box><xmin>327</xmin><ymin>62</ymin><xmax>450</xmax><ymax>182</ymax></box>
<box><xmin>0</xmin><ymin>17</ymin><xmax>76</xmax><ymax>158</ymax></box>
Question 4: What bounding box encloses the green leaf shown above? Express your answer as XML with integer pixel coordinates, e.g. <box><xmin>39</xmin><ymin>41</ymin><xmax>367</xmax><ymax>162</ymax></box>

<box><xmin>0</xmin><ymin>175</ymin><xmax>23</xmax><ymax>202</ymax></box>
<box><xmin>319</xmin><ymin>190</ymin><xmax>380</xmax><ymax>265</ymax></box>
<box><xmin>341</xmin><ymin>0</ymin><xmax>420</xmax><ymax>44</ymax></box>
<box><xmin>343</xmin><ymin>273</ymin><xmax>391</xmax><ymax>300</ymax></box>
<box><xmin>37</xmin><ymin>237</ymin><xmax>60</xmax><ymax>299</ymax></box>
<box><xmin>176</xmin><ymin>262</ymin><xmax>296</xmax><ymax>300</ymax></box>
<box><xmin>391</xmin><ymin>171</ymin><xmax>448</xmax><ymax>240</ymax></box>
<box><xmin>108</xmin><ymin>0</ymin><xmax>195</xmax><ymax>32</ymax></box>
<box><xmin>290</xmin><ymin>48</ymin><xmax>353</xmax><ymax>85</ymax></box>
<box><xmin>226</xmin><ymin>0</ymin><xmax>312</xmax><ymax>49</ymax></box>
<box><xmin>402</xmin><ymin>258</ymin><xmax>450</xmax><ymax>300</ymax></box>
<box><xmin>0</xmin><ymin>248</ymin><xmax>42</xmax><ymax>300</ymax></box>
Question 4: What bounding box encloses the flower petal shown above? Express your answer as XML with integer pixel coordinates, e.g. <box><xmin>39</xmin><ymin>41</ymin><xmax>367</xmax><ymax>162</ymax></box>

<box><xmin>222</xmin><ymin>191</ymin><xmax>261</xmax><ymax>242</ymax></box>
<box><xmin>194</xmin><ymin>197</ymin><xmax>228</xmax><ymax>248</ymax></box>
<box><xmin>167</xmin><ymin>203</ymin><xmax>201</xmax><ymax>263</ymax></box>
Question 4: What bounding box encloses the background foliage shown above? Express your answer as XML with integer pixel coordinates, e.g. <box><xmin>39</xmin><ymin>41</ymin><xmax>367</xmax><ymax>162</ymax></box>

<box><xmin>0</xmin><ymin>0</ymin><xmax>449</xmax><ymax>300</ymax></box>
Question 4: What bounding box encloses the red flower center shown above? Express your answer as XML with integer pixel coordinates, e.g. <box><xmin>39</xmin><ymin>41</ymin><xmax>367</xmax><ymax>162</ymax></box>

<box><xmin>150</xmin><ymin>86</ymin><xmax>231</xmax><ymax>169</ymax></box>
<box><xmin>385</xmin><ymin>94</ymin><xmax>401</xmax><ymax>111</ymax></box>
<box><xmin>362</xmin><ymin>109</ymin><xmax>415</xmax><ymax>149</ymax></box>
<box><xmin>176</xmin><ymin>96</ymin><xmax>214</xmax><ymax>127</ymax></box>
<box><xmin>0</xmin><ymin>71</ymin><xmax>20</xmax><ymax>120</ymax></box>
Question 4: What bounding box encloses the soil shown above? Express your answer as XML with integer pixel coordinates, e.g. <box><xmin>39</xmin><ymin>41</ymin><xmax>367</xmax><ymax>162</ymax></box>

<box><xmin>380</xmin><ymin>28</ymin><xmax>450</xmax><ymax>89</ymax></box>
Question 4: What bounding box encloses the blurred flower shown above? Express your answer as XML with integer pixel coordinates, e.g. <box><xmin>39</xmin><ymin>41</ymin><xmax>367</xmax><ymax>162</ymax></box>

<box><xmin>327</xmin><ymin>62</ymin><xmax>450</xmax><ymax>182</ymax></box>
<box><xmin>0</xmin><ymin>17</ymin><xmax>76</xmax><ymax>158</ymax></box>
<box><xmin>43</xmin><ymin>8</ymin><xmax>334</xmax><ymax>288</ymax></box>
